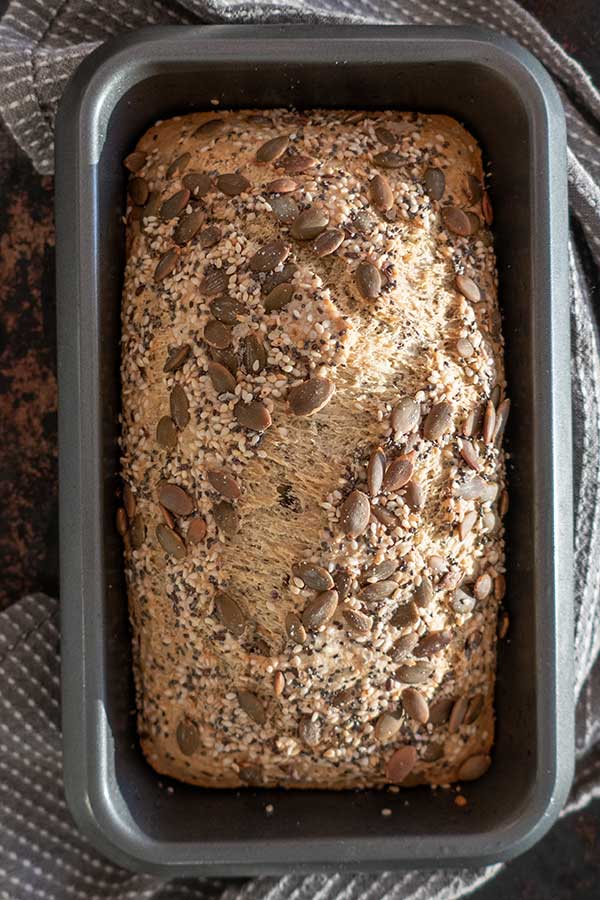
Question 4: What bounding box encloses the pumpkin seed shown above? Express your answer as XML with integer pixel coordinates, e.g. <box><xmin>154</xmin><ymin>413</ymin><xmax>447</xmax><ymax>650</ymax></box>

<box><xmin>170</xmin><ymin>384</ymin><xmax>189</xmax><ymax>429</ymax></box>
<box><xmin>421</xmin><ymin>741</ymin><xmax>444</xmax><ymax>762</ymax></box>
<box><xmin>187</xmin><ymin>517</ymin><xmax>207</xmax><ymax>543</ymax></box>
<box><xmin>382</xmin><ymin>455</ymin><xmax>414</xmax><ymax>492</ymax></box>
<box><xmin>176</xmin><ymin>718</ymin><xmax>199</xmax><ymax>755</ymax></box>
<box><xmin>158</xmin><ymin>482</ymin><xmax>195</xmax><ymax>516</ymax></box>
<box><xmin>423</xmin><ymin>401</ymin><xmax>452</xmax><ymax>441</ymax></box>
<box><xmin>237</xmin><ymin>691</ymin><xmax>266</xmax><ymax>725</ymax></box>
<box><xmin>375</xmin><ymin>125</ymin><xmax>397</xmax><ymax>146</ymax></box>
<box><xmin>299</xmin><ymin>716</ymin><xmax>321</xmax><ymax>747</ymax></box>
<box><xmin>482</xmin><ymin>400</ymin><xmax>496</xmax><ymax>444</ymax></box>
<box><xmin>465</xmin><ymin>693</ymin><xmax>485</xmax><ymax>725</ymax></box>
<box><xmin>482</xmin><ymin>192</ymin><xmax>493</xmax><ymax>225</ymax></box>
<box><xmin>371</xmin><ymin>505</ymin><xmax>398</xmax><ymax>528</ymax></box>
<box><xmin>442</xmin><ymin>206</ymin><xmax>472</xmax><ymax>236</ymax></box>
<box><xmin>123</xmin><ymin>483</ymin><xmax>136</xmax><ymax>519</ymax></box>
<box><xmin>312</xmin><ymin>228</ymin><xmax>344</xmax><ymax>257</ymax></box>
<box><xmin>414</xmin><ymin>577</ymin><xmax>433</xmax><ymax>609</ymax></box>
<box><xmin>333</xmin><ymin>569</ymin><xmax>352</xmax><ymax>602</ymax></box>
<box><xmin>448</xmin><ymin>696</ymin><xmax>469</xmax><ymax>733</ymax></box>
<box><xmin>463</xmin><ymin>402</ymin><xmax>485</xmax><ymax>438</ymax></box>
<box><xmin>459</xmin><ymin>509</ymin><xmax>478</xmax><ymax>541</ymax></box>
<box><xmin>415</xmin><ymin>630</ymin><xmax>452</xmax><ymax>658</ymax></box>
<box><xmin>369</xmin><ymin>174</ymin><xmax>394</xmax><ymax>211</ymax></box>
<box><xmin>154</xmin><ymin>249</ymin><xmax>178</xmax><ymax>282</ymax></box>
<box><xmin>355</xmin><ymin>261</ymin><xmax>381</xmax><ymax>299</ymax></box>
<box><xmin>455</xmin><ymin>273</ymin><xmax>481</xmax><ymax>303</ymax></box>
<box><xmin>302</xmin><ymin>589</ymin><xmax>339</xmax><ymax>631</ymax></box>
<box><xmin>240</xmin><ymin>334</ymin><xmax>267</xmax><ymax>373</ymax></box>
<box><xmin>210</xmin><ymin>347</ymin><xmax>238</xmax><ymax>375</ymax></box>
<box><xmin>210</xmin><ymin>295</ymin><xmax>245</xmax><ymax>326</ymax></box>
<box><xmin>343</xmin><ymin>608</ymin><xmax>372</xmax><ymax>634</ymax></box>
<box><xmin>234</xmin><ymin>399</ymin><xmax>272</xmax><ymax>431</ymax></box>
<box><xmin>280</xmin><ymin>154</ymin><xmax>318</xmax><ymax>174</ymax></box>
<box><xmin>385</xmin><ymin>745</ymin><xmax>418</xmax><ymax>783</ymax></box>
<box><xmin>264</xmin><ymin>281</ymin><xmax>294</xmax><ymax>312</ymax></box>
<box><xmin>494</xmin><ymin>398</ymin><xmax>510</xmax><ymax>446</ymax></box>
<box><xmin>193</xmin><ymin>118</ymin><xmax>225</xmax><ymax>139</ymax></box>
<box><xmin>404</xmin><ymin>480</ymin><xmax>424</xmax><ymax>510</ymax></box>
<box><xmin>203</xmin><ymin>319</ymin><xmax>231</xmax><ymax>350</ymax></box>
<box><xmin>374</xmin><ymin>150</ymin><xmax>403</xmax><ymax>168</ymax></box>
<box><xmin>359</xmin><ymin>580</ymin><xmax>398</xmax><ymax>602</ymax></box>
<box><xmin>124</xmin><ymin>150</ymin><xmax>146</xmax><ymax>173</ymax></box>
<box><xmin>474</xmin><ymin>573</ymin><xmax>492</xmax><ymax>600</ymax></box>
<box><xmin>362</xmin><ymin>559</ymin><xmax>398</xmax><ymax>583</ymax></box>
<box><xmin>459</xmin><ymin>438</ymin><xmax>481</xmax><ymax>471</ymax></box>
<box><xmin>216</xmin><ymin>173</ymin><xmax>251</xmax><ymax>197</ymax></box>
<box><xmin>207</xmin><ymin>360</ymin><xmax>236</xmax><ymax>394</ymax></box>
<box><xmin>273</xmin><ymin>671</ymin><xmax>285</xmax><ymax>696</ymax></box>
<box><xmin>130</xmin><ymin>514</ymin><xmax>145</xmax><ymax>549</ymax></box>
<box><xmin>495</xmin><ymin>573</ymin><xmax>506</xmax><ymax>600</ymax></box>
<box><xmin>199</xmin><ymin>225</ymin><xmax>221</xmax><ymax>249</ymax></box>
<box><xmin>285</xmin><ymin>612</ymin><xmax>307</xmax><ymax>644</ymax></box>
<box><xmin>207</xmin><ymin>468</ymin><xmax>241</xmax><ymax>500</ymax></box>
<box><xmin>183</xmin><ymin>172</ymin><xmax>212</xmax><ymax>197</ymax></box>
<box><xmin>156</xmin><ymin>523</ymin><xmax>186</xmax><ymax>558</ymax></box>
<box><xmin>213</xmin><ymin>500</ymin><xmax>240</xmax><ymax>536</ymax></box>
<box><xmin>352</xmin><ymin>209</ymin><xmax>377</xmax><ymax>233</ymax></box>
<box><xmin>467</xmin><ymin>211</ymin><xmax>481</xmax><ymax>233</ymax></box>
<box><xmin>288</xmin><ymin>376</ymin><xmax>335</xmax><ymax>416</ymax></box>
<box><xmin>173</xmin><ymin>209</ymin><xmax>205</xmax><ymax>245</ymax></box>
<box><xmin>164</xmin><ymin>343</ymin><xmax>190</xmax><ymax>373</ymax></box>
<box><xmin>402</xmin><ymin>688</ymin><xmax>429</xmax><ymax>724</ymax></box>
<box><xmin>265</xmin><ymin>177</ymin><xmax>298</xmax><ymax>193</ymax></box>
<box><xmin>262</xmin><ymin>262</ymin><xmax>298</xmax><ymax>295</ymax></box>
<box><xmin>290</xmin><ymin>207</ymin><xmax>329</xmax><ymax>241</ymax></box>
<box><xmin>467</xmin><ymin>174</ymin><xmax>482</xmax><ymax>203</ymax></box>
<box><xmin>116</xmin><ymin>507</ymin><xmax>128</xmax><ymax>537</ymax></box>
<box><xmin>338</xmin><ymin>490</ymin><xmax>370</xmax><ymax>537</ymax></box>
<box><xmin>395</xmin><ymin>661</ymin><xmax>433</xmax><ymax>684</ymax></box>
<box><xmin>458</xmin><ymin>753</ymin><xmax>491</xmax><ymax>781</ymax></box>
<box><xmin>156</xmin><ymin>415</ymin><xmax>177</xmax><ymax>448</ymax></box>
<box><xmin>390</xmin><ymin>601</ymin><xmax>419</xmax><ymax>629</ymax></box>
<box><xmin>424</xmin><ymin>167</ymin><xmax>445</xmax><ymax>200</ymax></box>
<box><xmin>256</xmin><ymin>135</ymin><xmax>289</xmax><ymax>163</ymax></box>
<box><xmin>129</xmin><ymin>176</ymin><xmax>148</xmax><ymax>205</ymax></box>
<box><xmin>429</xmin><ymin>697</ymin><xmax>454</xmax><ymax>726</ymax></box>
<box><xmin>166</xmin><ymin>152</ymin><xmax>191</xmax><ymax>178</ymax></box>
<box><xmin>199</xmin><ymin>268</ymin><xmax>228</xmax><ymax>297</ymax></box>
<box><xmin>291</xmin><ymin>562</ymin><xmax>334</xmax><ymax>592</ymax></box>
<box><xmin>160</xmin><ymin>189</ymin><xmax>190</xmax><ymax>221</ymax></box>
<box><xmin>391</xmin><ymin>398</ymin><xmax>420</xmax><ymax>435</ymax></box>
<box><xmin>374</xmin><ymin>713</ymin><xmax>402</xmax><ymax>743</ymax></box>
<box><xmin>389</xmin><ymin>632</ymin><xmax>418</xmax><ymax>660</ymax></box>
<box><xmin>215</xmin><ymin>592</ymin><xmax>246</xmax><ymax>636</ymax></box>
<box><xmin>249</xmin><ymin>239</ymin><xmax>289</xmax><ymax>273</ymax></box>
<box><xmin>268</xmin><ymin>194</ymin><xmax>299</xmax><ymax>224</ymax></box>
<box><xmin>367</xmin><ymin>446</ymin><xmax>386</xmax><ymax>496</ymax></box>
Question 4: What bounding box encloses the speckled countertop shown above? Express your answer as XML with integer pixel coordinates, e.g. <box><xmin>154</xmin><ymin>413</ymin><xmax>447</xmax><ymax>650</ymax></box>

<box><xmin>0</xmin><ymin>1</ymin><xmax>598</xmax><ymax>894</ymax></box>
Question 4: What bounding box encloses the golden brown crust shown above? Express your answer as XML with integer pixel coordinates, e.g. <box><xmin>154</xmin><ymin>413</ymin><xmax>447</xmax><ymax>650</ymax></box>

<box><xmin>119</xmin><ymin>108</ymin><xmax>506</xmax><ymax>790</ymax></box>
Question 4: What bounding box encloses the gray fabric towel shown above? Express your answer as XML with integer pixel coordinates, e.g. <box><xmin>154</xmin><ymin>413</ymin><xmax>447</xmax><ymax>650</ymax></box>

<box><xmin>0</xmin><ymin>2</ymin><xmax>599</xmax><ymax>899</ymax></box>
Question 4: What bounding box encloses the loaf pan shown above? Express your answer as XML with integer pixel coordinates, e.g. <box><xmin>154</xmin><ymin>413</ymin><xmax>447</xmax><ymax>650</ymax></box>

<box><xmin>56</xmin><ymin>24</ymin><xmax>573</xmax><ymax>875</ymax></box>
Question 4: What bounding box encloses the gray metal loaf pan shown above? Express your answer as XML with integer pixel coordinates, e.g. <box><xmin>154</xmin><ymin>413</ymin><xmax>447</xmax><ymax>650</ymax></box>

<box><xmin>56</xmin><ymin>25</ymin><xmax>573</xmax><ymax>875</ymax></box>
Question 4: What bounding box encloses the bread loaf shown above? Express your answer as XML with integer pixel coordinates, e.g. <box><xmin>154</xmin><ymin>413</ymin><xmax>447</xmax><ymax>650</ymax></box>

<box><xmin>119</xmin><ymin>108</ymin><xmax>507</xmax><ymax>789</ymax></box>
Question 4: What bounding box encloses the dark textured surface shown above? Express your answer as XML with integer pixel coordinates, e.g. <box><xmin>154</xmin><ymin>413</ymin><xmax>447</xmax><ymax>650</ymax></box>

<box><xmin>0</xmin><ymin>0</ymin><xmax>598</xmax><ymax>893</ymax></box>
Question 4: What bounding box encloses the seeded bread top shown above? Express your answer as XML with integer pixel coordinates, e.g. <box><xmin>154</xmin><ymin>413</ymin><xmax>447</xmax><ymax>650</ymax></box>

<box><xmin>119</xmin><ymin>108</ymin><xmax>507</xmax><ymax>790</ymax></box>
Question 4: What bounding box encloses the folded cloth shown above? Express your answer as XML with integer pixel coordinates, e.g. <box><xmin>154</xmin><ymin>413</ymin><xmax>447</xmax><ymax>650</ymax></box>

<box><xmin>0</xmin><ymin>2</ymin><xmax>599</xmax><ymax>900</ymax></box>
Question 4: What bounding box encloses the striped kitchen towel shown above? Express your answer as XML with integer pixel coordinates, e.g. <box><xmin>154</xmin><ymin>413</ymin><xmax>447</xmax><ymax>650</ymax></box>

<box><xmin>0</xmin><ymin>2</ymin><xmax>599</xmax><ymax>900</ymax></box>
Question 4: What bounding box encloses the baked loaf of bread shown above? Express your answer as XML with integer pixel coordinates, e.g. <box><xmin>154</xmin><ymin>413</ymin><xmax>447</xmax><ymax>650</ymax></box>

<box><xmin>119</xmin><ymin>108</ymin><xmax>508</xmax><ymax>790</ymax></box>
